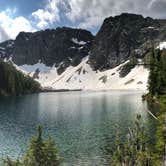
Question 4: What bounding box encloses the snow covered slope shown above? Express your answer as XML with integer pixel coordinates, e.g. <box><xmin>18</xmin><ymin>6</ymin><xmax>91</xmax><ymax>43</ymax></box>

<box><xmin>16</xmin><ymin>57</ymin><xmax>149</xmax><ymax>92</ymax></box>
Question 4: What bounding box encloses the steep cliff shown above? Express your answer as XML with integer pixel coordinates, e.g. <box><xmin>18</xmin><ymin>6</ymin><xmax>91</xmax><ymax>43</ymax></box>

<box><xmin>89</xmin><ymin>13</ymin><xmax>166</xmax><ymax>70</ymax></box>
<box><xmin>0</xmin><ymin>27</ymin><xmax>94</xmax><ymax>74</ymax></box>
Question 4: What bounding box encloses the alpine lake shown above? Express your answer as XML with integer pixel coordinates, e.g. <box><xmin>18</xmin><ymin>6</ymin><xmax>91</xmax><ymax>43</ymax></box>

<box><xmin>0</xmin><ymin>90</ymin><xmax>156</xmax><ymax>165</ymax></box>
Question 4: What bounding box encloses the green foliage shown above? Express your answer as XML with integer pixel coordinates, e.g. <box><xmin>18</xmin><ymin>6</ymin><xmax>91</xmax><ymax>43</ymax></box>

<box><xmin>0</xmin><ymin>61</ymin><xmax>40</xmax><ymax>96</ymax></box>
<box><xmin>111</xmin><ymin>115</ymin><xmax>160</xmax><ymax>166</ymax></box>
<box><xmin>143</xmin><ymin>52</ymin><xmax>152</xmax><ymax>66</ymax></box>
<box><xmin>155</xmin><ymin>95</ymin><xmax>166</xmax><ymax>157</ymax></box>
<box><xmin>3</xmin><ymin>126</ymin><xmax>61</xmax><ymax>166</ymax></box>
<box><xmin>148</xmin><ymin>49</ymin><xmax>166</xmax><ymax>96</ymax></box>
<box><xmin>145</xmin><ymin>47</ymin><xmax>166</xmax><ymax>165</ymax></box>
<box><xmin>3</xmin><ymin>157</ymin><xmax>23</xmax><ymax>166</ymax></box>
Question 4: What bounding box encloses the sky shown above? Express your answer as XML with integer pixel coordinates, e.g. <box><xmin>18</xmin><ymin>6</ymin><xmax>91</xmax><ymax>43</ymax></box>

<box><xmin>0</xmin><ymin>0</ymin><xmax>166</xmax><ymax>42</ymax></box>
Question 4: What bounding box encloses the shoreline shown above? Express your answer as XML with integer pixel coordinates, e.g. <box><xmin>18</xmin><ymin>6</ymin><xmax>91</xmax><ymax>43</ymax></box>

<box><xmin>40</xmin><ymin>88</ymin><xmax>147</xmax><ymax>93</ymax></box>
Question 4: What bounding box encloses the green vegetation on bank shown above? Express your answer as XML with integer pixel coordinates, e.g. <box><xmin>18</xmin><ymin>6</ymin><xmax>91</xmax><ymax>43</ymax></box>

<box><xmin>0</xmin><ymin>61</ymin><xmax>41</xmax><ymax>96</ymax></box>
<box><xmin>111</xmin><ymin>48</ymin><xmax>166</xmax><ymax>165</ymax></box>
<box><xmin>3</xmin><ymin>126</ymin><xmax>61</xmax><ymax>166</ymax></box>
<box><xmin>111</xmin><ymin>115</ymin><xmax>159</xmax><ymax>166</ymax></box>
<box><xmin>148</xmin><ymin>49</ymin><xmax>166</xmax><ymax>96</ymax></box>
<box><xmin>143</xmin><ymin>48</ymin><xmax>166</xmax><ymax>165</ymax></box>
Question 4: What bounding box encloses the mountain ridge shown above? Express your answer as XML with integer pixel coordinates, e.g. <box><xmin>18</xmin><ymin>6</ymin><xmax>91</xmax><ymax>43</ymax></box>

<box><xmin>89</xmin><ymin>13</ymin><xmax>166</xmax><ymax>70</ymax></box>
<box><xmin>1</xmin><ymin>13</ymin><xmax>166</xmax><ymax>71</ymax></box>
<box><xmin>0</xmin><ymin>13</ymin><xmax>166</xmax><ymax>91</ymax></box>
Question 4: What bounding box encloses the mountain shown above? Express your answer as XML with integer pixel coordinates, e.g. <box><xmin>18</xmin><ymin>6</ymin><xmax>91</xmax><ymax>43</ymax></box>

<box><xmin>89</xmin><ymin>13</ymin><xmax>166</xmax><ymax>70</ymax></box>
<box><xmin>0</xmin><ymin>27</ymin><xmax>94</xmax><ymax>75</ymax></box>
<box><xmin>0</xmin><ymin>61</ymin><xmax>40</xmax><ymax>96</ymax></box>
<box><xmin>1</xmin><ymin>13</ymin><xmax>166</xmax><ymax>91</ymax></box>
<box><xmin>0</xmin><ymin>40</ymin><xmax>14</xmax><ymax>60</ymax></box>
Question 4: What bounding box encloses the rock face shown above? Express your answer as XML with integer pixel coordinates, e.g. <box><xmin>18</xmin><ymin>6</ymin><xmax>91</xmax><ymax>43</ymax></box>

<box><xmin>0</xmin><ymin>40</ymin><xmax>14</xmax><ymax>59</ymax></box>
<box><xmin>89</xmin><ymin>13</ymin><xmax>166</xmax><ymax>71</ymax></box>
<box><xmin>1</xmin><ymin>13</ymin><xmax>166</xmax><ymax>74</ymax></box>
<box><xmin>0</xmin><ymin>27</ymin><xmax>94</xmax><ymax>74</ymax></box>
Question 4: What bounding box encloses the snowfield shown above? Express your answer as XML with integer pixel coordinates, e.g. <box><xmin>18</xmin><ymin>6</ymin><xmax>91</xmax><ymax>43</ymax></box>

<box><xmin>16</xmin><ymin>56</ymin><xmax>149</xmax><ymax>92</ymax></box>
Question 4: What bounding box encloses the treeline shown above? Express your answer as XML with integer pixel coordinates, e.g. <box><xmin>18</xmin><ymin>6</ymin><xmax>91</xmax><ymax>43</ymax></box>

<box><xmin>0</xmin><ymin>61</ymin><xmax>41</xmax><ymax>96</ymax></box>
<box><xmin>148</xmin><ymin>49</ymin><xmax>166</xmax><ymax>96</ymax></box>
<box><xmin>143</xmin><ymin>48</ymin><xmax>166</xmax><ymax>165</ymax></box>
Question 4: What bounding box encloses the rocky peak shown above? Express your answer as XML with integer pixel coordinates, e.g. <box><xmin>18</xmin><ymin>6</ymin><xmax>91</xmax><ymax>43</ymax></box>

<box><xmin>13</xmin><ymin>27</ymin><xmax>94</xmax><ymax>70</ymax></box>
<box><xmin>89</xmin><ymin>13</ymin><xmax>166</xmax><ymax>71</ymax></box>
<box><xmin>1</xmin><ymin>13</ymin><xmax>166</xmax><ymax>75</ymax></box>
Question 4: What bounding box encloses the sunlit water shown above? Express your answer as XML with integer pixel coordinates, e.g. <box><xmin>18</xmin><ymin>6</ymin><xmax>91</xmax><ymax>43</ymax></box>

<box><xmin>0</xmin><ymin>91</ymin><xmax>153</xmax><ymax>165</ymax></box>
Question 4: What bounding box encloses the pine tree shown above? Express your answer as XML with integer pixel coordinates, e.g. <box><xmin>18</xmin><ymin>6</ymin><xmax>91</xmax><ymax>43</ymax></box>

<box><xmin>4</xmin><ymin>126</ymin><xmax>61</xmax><ymax>166</ymax></box>
<box><xmin>0</xmin><ymin>61</ymin><xmax>40</xmax><ymax>96</ymax></box>
<box><xmin>148</xmin><ymin>49</ymin><xmax>158</xmax><ymax>96</ymax></box>
<box><xmin>24</xmin><ymin>126</ymin><xmax>61</xmax><ymax>166</ymax></box>
<box><xmin>111</xmin><ymin>115</ymin><xmax>157</xmax><ymax>166</ymax></box>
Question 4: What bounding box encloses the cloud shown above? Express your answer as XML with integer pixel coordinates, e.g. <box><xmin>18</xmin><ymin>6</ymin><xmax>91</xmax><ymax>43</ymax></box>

<box><xmin>31</xmin><ymin>0</ymin><xmax>166</xmax><ymax>30</ymax></box>
<box><xmin>64</xmin><ymin>0</ymin><xmax>166</xmax><ymax>29</ymax></box>
<box><xmin>0</xmin><ymin>8</ymin><xmax>36</xmax><ymax>42</ymax></box>
<box><xmin>149</xmin><ymin>0</ymin><xmax>166</xmax><ymax>18</ymax></box>
<box><xmin>32</xmin><ymin>0</ymin><xmax>61</xmax><ymax>28</ymax></box>
<box><xmin>64</xmin><ymin>0</ymin><xmax>137</xmax><ymax>29</ymax></box>
<box><xmin>1</xmin><ymin>0</ymin><xmax>166</xmax><ymax>43</ymax></box>
<box><xmin>0</xmin><ymin>26</ymin><xmax>9</xmax><ymax>42</ymax></box>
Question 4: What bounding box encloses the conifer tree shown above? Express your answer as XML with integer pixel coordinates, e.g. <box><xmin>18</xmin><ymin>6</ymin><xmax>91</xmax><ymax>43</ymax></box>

<box><xmin>3</xmin><ymin>126</ymin><xmax>61</xmax><ymax>166</ymax></box>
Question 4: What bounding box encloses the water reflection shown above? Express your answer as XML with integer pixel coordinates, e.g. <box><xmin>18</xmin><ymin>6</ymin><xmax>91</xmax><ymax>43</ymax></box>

<box><xmin>0</xmin><ymin>91</ymin><xmax>149</xmax><ymax>165</ymax></box>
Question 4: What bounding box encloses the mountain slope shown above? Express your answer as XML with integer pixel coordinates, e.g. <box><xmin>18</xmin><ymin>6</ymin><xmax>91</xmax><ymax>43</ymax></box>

<box><xmin>0</xmin><ymin>27</ymin><xmax>94</xmax><ymax>75</ymax></box>
<box><xmin>17</xmin><ymin>57</ymin><xmax>149</xmax><ymax>91</ymax></box>
<box><xmin>89</xmin><ymin>13</ymin><xmax>166</xmax><ymax>70</ymax></box>
<box><xmin>1</xmin><ymin>13</ymin><xmax>166</xmax><ymax>92</ymax></box>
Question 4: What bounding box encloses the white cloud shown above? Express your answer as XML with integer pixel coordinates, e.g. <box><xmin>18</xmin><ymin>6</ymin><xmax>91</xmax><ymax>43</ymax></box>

<box><xmin>32</xmin><ymin>0</ymin><xmax>61</xmax><ymax>28</ymax></box>
<box><xmin>65</xmin><ymin>0</ymin><xmax>166</xmax><ymax>29</ymax></box>
<box><xmin>31</xmin><ymin>0</ymin><xmax>166</xmax><ymax>30</ymax></box>
<box><xmin>0</xmin><ymin>8</ymin><xmax>35</xmax><ymax>41</ymax></box>
<box><xmin>65</xmin><ymin>0</ymin><xmax>135</xmax><ymax>28</ymax></box>
<box><xmin>0</xmin><ymin>26</ymin><xmax>9</xmax><ymax>42</ymax></box>
<box><xmin>1</xmin><ymin>0</ymin><xmax>166</xmax><ymax>43</ymax></box>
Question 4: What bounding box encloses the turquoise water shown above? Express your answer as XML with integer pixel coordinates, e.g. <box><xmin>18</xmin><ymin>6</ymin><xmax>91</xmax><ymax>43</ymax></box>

<box><xmin>0</xmin><ymin>91</ymin><xmax>150</xmax><ymax>165</ymax></box>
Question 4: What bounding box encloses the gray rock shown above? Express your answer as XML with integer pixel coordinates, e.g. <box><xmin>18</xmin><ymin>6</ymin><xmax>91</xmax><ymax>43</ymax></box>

<box><xmin>0</xmin><ymin>40</ymin><xmax>14</xmax><ymax>59</ymax></box>
<box><xmin>89</xmin><ymin>13</ymin><xmax>166</xmax><ymax>71</ymax></box>
<box><xmin>0</xmin><ymin>27</ymin><xmax>94</xmax><ymax>74</ymax></box>
<box><xmin>1</xmin><ymin>13</ymin><xmax>166</xmax><ymax>75</ymax></box>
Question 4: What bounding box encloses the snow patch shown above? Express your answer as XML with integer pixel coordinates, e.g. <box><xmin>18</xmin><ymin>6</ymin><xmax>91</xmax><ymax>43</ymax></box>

<box><xmin>14</xmin><ymin>57</ymin><xmax>149</xmax><ymax>92</ymax></box>
<box><xmin>71</xmin><ymin>38</ymin><xmax>86</xmax><ymax>45</ymax></box>
<box><xmin>0</xmin><ymin>47</ymin><xmax>5</xmax><ymax>50</ymax></box>
<box><xmin>19</xmin><ymin>63</ymin><xmax>52</xmax><ymax>73</ymax></box>
<box><xmin>157</xmin><ymin>42</ymin><xmax>166</xmax><ymax>50</ymax></box>
<box><xmin>147</xmin><ymin>26</ymin><xmax>155</xmax><ymax>29</ymax></box>
<box><xmin>8</xmin><ymin>42</ymin><xmax>14</xmax><ymax>47</ymax></box>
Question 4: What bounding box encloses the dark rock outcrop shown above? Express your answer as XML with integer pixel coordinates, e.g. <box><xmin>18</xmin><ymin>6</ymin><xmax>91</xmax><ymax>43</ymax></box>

<box><xmin>0</xmin><ymin>40</ymin><xmax>14</xmax><ymax>59</ymax></box>
<box><xmin>0</xmin><ymin>27</ymin><xmax>94</xmax><ymax>74</ymax></box>
<box><xmin>89</xmin><ymin>13</ymin><xmax>166</xmax><ymax>71</ymax></box>
<box><xmin>1</xmin><ymin>13</ymin><xmax>166</xmax><ymax>74</ymax></box>
<box><xmin>13</xmin><ymin>27</ymin><xmax>94</xmax><ymax>66</ymax></box>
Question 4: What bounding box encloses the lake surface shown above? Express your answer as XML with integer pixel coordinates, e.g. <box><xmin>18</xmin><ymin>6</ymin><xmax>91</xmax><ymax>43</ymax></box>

<box><xmin>0</xmin><ymin>91</ymin><xmax>153</xmax><ymax>165</ymax></box>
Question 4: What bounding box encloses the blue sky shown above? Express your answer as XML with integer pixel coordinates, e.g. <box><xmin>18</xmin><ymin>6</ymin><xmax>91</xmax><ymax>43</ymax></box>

<box><xmin>0</xmin><ymin>0</ymin><xmax>40</xmax><ymax>16</ymax></box>
<box><xmin>0</xmin><ymin>0</ymin><xmax>166</xmax><ymax>42</ymax></box>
